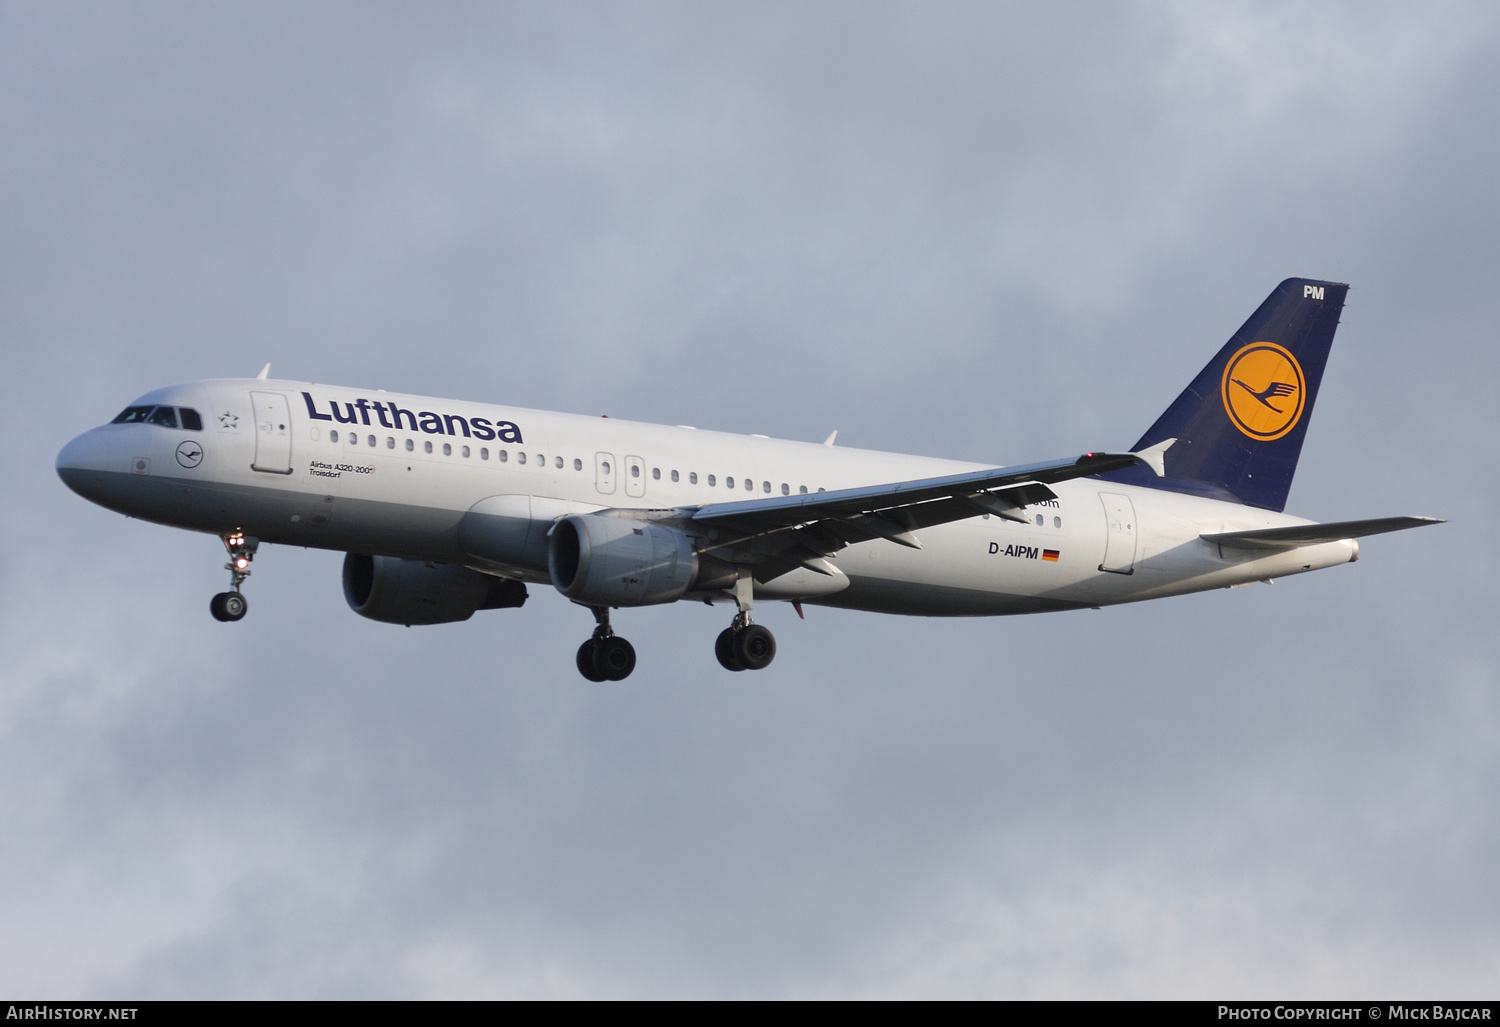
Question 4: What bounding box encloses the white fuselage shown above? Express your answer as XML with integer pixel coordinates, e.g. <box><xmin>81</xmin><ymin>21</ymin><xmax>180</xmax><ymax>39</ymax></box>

<box><xmin>56</xmin><ymin>378</ymin><xmax>1357</xmax><ymax>616</ymax></box>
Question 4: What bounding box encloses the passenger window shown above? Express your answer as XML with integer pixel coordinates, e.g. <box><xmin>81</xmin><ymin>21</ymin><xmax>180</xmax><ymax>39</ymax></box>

<box><xmin>535</xmin><ymin>454</ymin><xmax>544</xmax><ymax>465</ymax></box>
<box><xmin>555</xmin><ymin>456</ymin><xmax>563</xmax><ymax>469</ymax></box>
<box><xmin>405</xmin><ymin>438</ymin><xmax>414</xmax><ymax>452</ymax></box>
<box><xmin>1054</xmin><ymin>516</ymin><xmax>1062</xmax><ymax>528</ymax></box>
<box><xmin>368</xmin><ymin>435</ymin><xmax>376</xmax><ymax>447</ymax></box>
<box><xmin>1035</xmin><ymin>514</ymin><xmax>1043</xmax><ymax>526</ymax></box>
<box><xmin>725</xmin><ymin>477</ymin><xmax>734</xmax><ymax>489</ymax></box>
<box><xmin>652</xmin><ymin>467</ymin><xmax>661</xmax><ymax>480</ymax></box>
<box><xmin>518</xmin><ymin>452</ymin><xmax>527</xmax><ymax>465</ymax></box>
<box><xmin>671</xmin><ymin>470</ymin><xmax>680</xmax><ymax>483</ymax></box>
<box><xmin>462</xmin><ymin>445</ymin><xmax>470</xmax><ymax>458</ymax></box>
<box><xmin>387</xmin><ymin>437</ymin><xmax>395</xmax><ymax>449</ymax></box>
<box><xmin>817</xmin><ymin>487</ymin><xmax>826</xmax><ymax>493</ymax></box>
<box><xmin>599</xmin><ymin>459</ymin><xmax>608</xmax><ymax>473</ymax></box>
<box><xmin>574</xmin><ymin>458</ymin><xmax>582</xmax><ymax>471</ymax></box>
<box><xmin>480</xmin><ymin>447</ymin><xmax>489</xmax><ymax>460</ymax></box>
<box><xmin>631</xmin><ymin>464</ymin><xmax>641</xmax><ymax>478</ymax></box>
<box><xmin>781</xmin><ymin>483</ymin><xmax>789</xmax><ymax>495</ymax></box>
<box><xmin>178</xmin><ymin>408</ymin><xmax>204</xmax><ymax>431</ymax></box>
<box><xmin>708</xmin><ymin>475</ymin><xmax>716</xmax><ymax>487</ymax></box>
<box><xmin>499</xmin><ymin>449</ymin><xmax>507</xmax><ymax>462</ymax></box>
<box><xmin>424</xmin><ymin>441</ymin><xmax>433</xmax><ymax>454</ymax></box>
<box><xmin>689</xmin><ymin>472</ymin><xmax>697</xmax><ymax>484</ymax></box>
<box><xmin>443</xmin><ymin>443</ymin><xmax>452</xmax><ymax>456</ymax></box>
<box><xmin>147</xmin><ymin>406</ymin><xmax>178</xmax><ymax>428</ymax></box>
<box><xmin>763</xmin><ymin>481</ymin><xmax>771</xmax><ymax>493</ymax></box>
<box><xmin>330</xmin><ymin>430</ymin><xmax>340</xmax><ymax>443</ymax></box>
<box><xmin>799</xmin><ymin>486</ymin><xmax>807</xmax><ymax>494</ymax></box>
<box><xmin>112</xmin><ymin>406</ymin><xmax>155</xmax><ymax>424</ymax></box>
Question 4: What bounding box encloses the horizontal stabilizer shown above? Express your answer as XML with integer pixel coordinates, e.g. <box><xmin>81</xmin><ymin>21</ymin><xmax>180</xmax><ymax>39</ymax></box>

<box><xmin>1202</xmin><ymin>516</ymin><xmax>1444</xmax><ymax>550</ymax></box>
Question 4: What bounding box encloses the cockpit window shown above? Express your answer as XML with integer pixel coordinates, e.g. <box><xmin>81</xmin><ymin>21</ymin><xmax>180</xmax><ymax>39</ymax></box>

<box><xmin>112</xmin><ymin>406</ymin><xmax>155</xmax><ymax>424</ymax></box>
<box><xmin>147</xmin><ymin>406</ymin><xmax>179</xmax><ymax>428</ymax></box>
<box><xmin>178</xmin><ymin>408</ymin><xmax>203</xmax><ymax>431</ymax></box>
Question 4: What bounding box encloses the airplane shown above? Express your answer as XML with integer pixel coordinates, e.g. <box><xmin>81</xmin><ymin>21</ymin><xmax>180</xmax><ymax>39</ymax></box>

<box><xmin>56</xmin><ymin>278</ymin><xmax>1441</xmax><ymax>681</ymax></box>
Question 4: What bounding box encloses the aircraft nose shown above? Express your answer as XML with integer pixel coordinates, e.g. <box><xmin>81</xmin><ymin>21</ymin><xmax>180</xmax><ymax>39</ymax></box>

<box><xmin>56</xmin><ymin>429</ymin><xmax>112</xmax><ymax>495</ymax></box>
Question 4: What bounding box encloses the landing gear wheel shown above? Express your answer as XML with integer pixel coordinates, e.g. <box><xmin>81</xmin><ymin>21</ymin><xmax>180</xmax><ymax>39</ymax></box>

<box><xmin>213</xmin><ymin>533</ymin><xmax>257</xmax><ymax>623</ymax></box>
<box><xmin>715</xmin><ymin>628</ymin><xmax>745</xmax><ymax>671</ymax></box>
<box><xmin>576</xmin><ymin>639</ymin><xmax>607</xmax><ymax>682</ymax></box>
<box><xmin>593</xmin><ymin>636</ymin><xmax>636</xmax><ymax>681</ymax></box>
<box><xmin>210</xmin><ymin>591</ymin><xmax>247</xmax><ymax>622</ymax></box>
<box><xmin>733</xmin><ymin>623</ymin><xmax>776</xmax><ymax>670</ymax></box>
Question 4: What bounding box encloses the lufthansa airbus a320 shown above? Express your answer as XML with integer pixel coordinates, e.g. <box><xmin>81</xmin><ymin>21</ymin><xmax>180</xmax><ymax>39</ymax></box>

<box><xmin>57</xmin><ymin>279</ymin><xmax>1441</xmax><ymax>680</ymax></box>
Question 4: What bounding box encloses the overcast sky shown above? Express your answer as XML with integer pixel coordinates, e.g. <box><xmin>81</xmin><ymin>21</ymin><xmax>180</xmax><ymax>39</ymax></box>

<box><xmin>2</xmin><ymin>0</ymin><xmax>1497</xmax><ymax>998</ymax></box>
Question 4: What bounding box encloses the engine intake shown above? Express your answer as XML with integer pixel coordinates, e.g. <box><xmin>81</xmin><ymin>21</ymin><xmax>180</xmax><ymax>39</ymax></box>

<box><xmin>342</xmin><ymin>553</ymin><xmax>527</xmax><ymax>625</ymax></box>
<box><xmin>549</xmin><ymin>514</ymin><xmax>729</xmax><ymax>606</ymax></box>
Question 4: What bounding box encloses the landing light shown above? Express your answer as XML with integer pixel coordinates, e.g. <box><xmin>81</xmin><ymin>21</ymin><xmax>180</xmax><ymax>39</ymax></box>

<box><xmin>235</xmin><ymin>558</ymin><xmax>249</xmax><ymax>570</ymax></box>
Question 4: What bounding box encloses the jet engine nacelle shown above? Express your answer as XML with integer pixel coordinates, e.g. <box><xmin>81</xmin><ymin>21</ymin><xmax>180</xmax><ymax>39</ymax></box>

<box><xmin>549</xmin><ymin>514</ymin><xmax>729</xmax><ymax>607</ymax></box>
<box><xmin>342</xmin><ymin>553</ymin><xmax>527</xmax><ymax>626</ymax></box>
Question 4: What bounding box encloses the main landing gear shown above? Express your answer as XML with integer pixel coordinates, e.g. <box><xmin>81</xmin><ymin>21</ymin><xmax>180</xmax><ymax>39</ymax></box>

<box><xmin>210</xmin><ymin>532</ymin><xmax>257</xmax><ymax>623</ymax></box>
<box><xmin>576</xmin><ymin>606</ymin><xmax>636</xmax><ymax>682</ymax></box>
<box><xmin>714</xmin><ymin>570</ymin><xmax>776</xmax><ymax>672</ymax></box>
<box><xmin>715</xmin><ymin>618</ymin><xmax>776</xmax><ymax>672</ymax></box>
<box><xmin>570</xmin><ymin>573</ymin><xmax>779</xmax><ymax>680</ymax></box>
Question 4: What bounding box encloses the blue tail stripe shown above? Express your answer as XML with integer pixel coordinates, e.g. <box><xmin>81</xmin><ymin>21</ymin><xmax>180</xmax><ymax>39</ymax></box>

<box><xmin>1097</xmin><ymin>277</ymin><xmax>1348</xmax><ymax>512</ymax></box>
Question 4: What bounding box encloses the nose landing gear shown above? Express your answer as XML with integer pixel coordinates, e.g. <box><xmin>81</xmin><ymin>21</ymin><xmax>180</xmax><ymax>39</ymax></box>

<box><xmin>714</xmin><ymin>570</ymin><xmax>776</xmax><ymax>672</ymax></box>
<box><xmin>210</xmin><ymin>532</ymin><xmax>257</xmax><ymax>623</ymax></box>
<box><xmin>576</xmin><ymin>605</ymin><xmax>636</xmax><ymax>681</ymax></box>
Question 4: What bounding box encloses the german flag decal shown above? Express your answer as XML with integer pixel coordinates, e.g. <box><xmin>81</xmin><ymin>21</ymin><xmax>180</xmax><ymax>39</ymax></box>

<box><xmin>1042</xmin><ymin>549</ymin><xmax>1060</xmax><ymax>562</ymax></box>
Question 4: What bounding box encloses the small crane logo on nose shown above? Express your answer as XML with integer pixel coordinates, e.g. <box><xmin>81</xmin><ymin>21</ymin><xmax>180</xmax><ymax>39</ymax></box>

<box><xmin>176</xmin><ymin>441</ymin><xmax>204</xmax><ymax>468</ymax></box>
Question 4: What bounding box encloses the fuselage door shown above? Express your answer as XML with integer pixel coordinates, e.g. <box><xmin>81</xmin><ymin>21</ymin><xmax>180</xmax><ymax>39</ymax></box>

<box><xmin>1098</xmin><ymin>491</ymin><xmax>1137</xmax><ymax>574</ymax></box>
<box><xmin>595</xmin><ymin>452</ymin><xmax>617</xmax><ymax>495</ymax></box>
<box><xmin>250</xmin><ymin>391</ymin><xmax>293</xmax><ymax>474</ymax></box>
<box><xmin>624</xmin><ymin>455</ymin><xmax>646</xmax><ymax>498</ymax></box>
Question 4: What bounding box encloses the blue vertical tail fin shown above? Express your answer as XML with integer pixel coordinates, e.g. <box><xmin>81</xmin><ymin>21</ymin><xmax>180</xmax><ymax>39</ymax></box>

<box><xmin>1099</xmin><ymin>277</ymin><xmax>1348</xmax><ymax>512</ymax></box>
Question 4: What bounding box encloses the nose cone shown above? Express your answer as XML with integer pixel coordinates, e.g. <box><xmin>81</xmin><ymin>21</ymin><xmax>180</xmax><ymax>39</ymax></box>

<box><xmin>56</xmin><ymin>429</ymin><xmax>113</xmax><ymax>498</ymax></box>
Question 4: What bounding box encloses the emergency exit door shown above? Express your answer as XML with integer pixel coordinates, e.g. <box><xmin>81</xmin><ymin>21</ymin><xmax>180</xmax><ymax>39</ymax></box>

<box><xmin>594</xmin><ymin>452</ymin><xmax>617</xmax><ymax>495</ymax></box>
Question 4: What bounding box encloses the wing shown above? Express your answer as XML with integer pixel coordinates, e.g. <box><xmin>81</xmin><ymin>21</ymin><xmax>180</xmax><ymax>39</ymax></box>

<box><xmin>1202</xmin><ymin>516</ymin><xmax>1444</xmax><ymax>550</ymax></box>
<box><xmin>681</xmin><ymin>450</ymin><xmax>1147</xmax><ymax>580</ymax></box>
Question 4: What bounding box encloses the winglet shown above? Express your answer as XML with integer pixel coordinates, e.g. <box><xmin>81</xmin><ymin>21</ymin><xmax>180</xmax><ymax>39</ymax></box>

<box><xmin>1131</xmin><ymin>437</ymin><xmax>1175</xmax><ymax>477</ymax></box>
<box><xmin>823</xmin><ymin>431</ymin><xmax>838</xmax><ymax>447</ymax></box>
<box><xmin>256</xmin><ymin>363</ymin><xmax>271</xmax><ymax>380</ymax></box>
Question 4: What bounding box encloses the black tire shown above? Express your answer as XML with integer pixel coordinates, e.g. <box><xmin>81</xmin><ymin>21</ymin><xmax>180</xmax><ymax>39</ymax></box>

<box><xmin>221</xmin><ymin>592</ymin><xmax>247</xmax><ymax>621</ymax></box>
<box><xmin>733</xmin><ymin>623</ymin><xmax>776</xmax><ymax>670</ymax></box>
<box><xmin>593</xmin><ymin>636</ymin><xmax>636</xmax><ymax>681</ymax></box>
<box><xmin>576</xmin><ymin>639</ymin><xmax>607</xmax><ymax>682</ymax></box>
<box><xmin>715</xmin><ymin>628</ymin><xmax>745</xmax><ymax>671</ymax></box>
<box><xmin>210</xmin><ymin>592</ymin><xmax>246</xmax><ymax>622</ymax></box>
